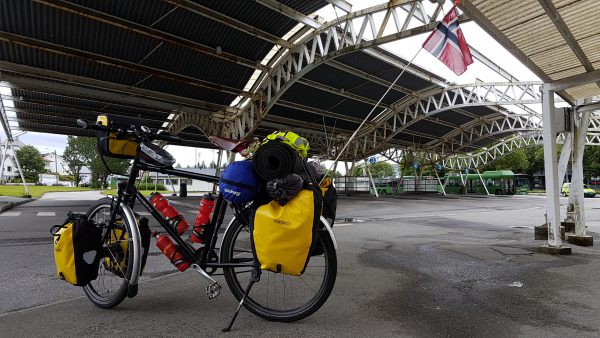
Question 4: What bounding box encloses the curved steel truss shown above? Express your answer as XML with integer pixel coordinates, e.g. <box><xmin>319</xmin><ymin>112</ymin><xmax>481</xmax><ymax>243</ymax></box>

<box><xmin>165</xmin><ymin>0</ymin><xmax>459</xmax><ymax>138</ymax></box>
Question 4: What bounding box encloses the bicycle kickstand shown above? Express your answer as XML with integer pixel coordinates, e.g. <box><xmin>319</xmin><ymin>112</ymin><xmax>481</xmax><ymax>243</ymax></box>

<box><xmin>222</xmin><ymin>267</ymin><xmax>261</xmax><ymax>332</ymax></box>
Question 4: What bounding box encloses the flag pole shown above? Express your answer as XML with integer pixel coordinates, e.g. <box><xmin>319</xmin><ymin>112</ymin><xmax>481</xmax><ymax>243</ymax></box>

<box><xmin>322</xmin><ymin>47</ymin><xmax>423</xmax><ymax>182</ymax></box>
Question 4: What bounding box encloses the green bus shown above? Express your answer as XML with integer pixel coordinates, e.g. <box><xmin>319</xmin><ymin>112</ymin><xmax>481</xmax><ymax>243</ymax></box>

<box><xmin>370</xmin><ymin>178</ymin><xmax>402</xmax><ymax>195</ymax></box>
<box><xmin>440</xmin><ymin>170</ymin><xmax>529</xmax><ymax>195</ymax></box>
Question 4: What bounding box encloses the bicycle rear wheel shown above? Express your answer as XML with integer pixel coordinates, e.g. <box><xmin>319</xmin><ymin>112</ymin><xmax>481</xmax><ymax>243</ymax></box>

<box><xmin>221</xmin><ymin>218</ymin><xmax>337</xmax><ymax>322</ymax></box>
<box><xmin>83</xmin><ymin>198</ymin><xmax>134</xmax><ymax>308</ymax></box>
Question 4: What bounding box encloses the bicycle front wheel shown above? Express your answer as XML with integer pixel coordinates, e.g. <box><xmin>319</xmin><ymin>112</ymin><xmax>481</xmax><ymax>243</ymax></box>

<box><xmin>83</xmin><ymin>198</ymin><xmax>135</xmax><ymax>308</ymax></box>
<box><xmin>221</xmin><ymin>218</ymin><xmax>337</xmax><ymax>322</ymax></box>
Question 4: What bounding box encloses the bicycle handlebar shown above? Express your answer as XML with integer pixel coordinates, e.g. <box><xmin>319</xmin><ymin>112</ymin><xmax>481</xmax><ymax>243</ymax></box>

<box><xmin>77</xmin><ymin>118</ymin><xmax>182</xmax><ymax>144</ymax></box>
<box><xmin>77</xmin><ymin>118</ymin><xmax>110</xmax><ymax>132</ymax></box>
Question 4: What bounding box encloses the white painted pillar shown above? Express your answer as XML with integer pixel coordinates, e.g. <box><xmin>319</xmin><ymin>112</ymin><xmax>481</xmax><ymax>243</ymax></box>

<box><xmin>569</xmin><ymin>110</ymin><xmax>590</xmax><ymax>236</ymax></box>
<box><xmin>541</xmin><ymin>88</ymin><xmax>562</xmax><ymax>247</ymax></box>
<box><xmin>0</xmin><ymin>139</ymin><xmax>8</xmax><ymax>183</ymax></box>
<box><xmin>557</xmin><ymin>133</ymin><xmax>572</xmax><ymax>189</ymax></box>
<box><xmin>476</xmin><ymin>168</ymin><xmax>490</xmax><ymax>195</ymax></box>
<box><xmin>365</xmin><ymin>159</ymin><xmax>379</xmax><ymax>198</ymax></box>
<box><xmin>11</xmin><ymin>140</ymin><xmax>30</xmax><ymax>196</ymax></box>
<box><xmin>435</xmin><ymin>171</ymin><xmax>446</xmax><ymax>196</ymax></box>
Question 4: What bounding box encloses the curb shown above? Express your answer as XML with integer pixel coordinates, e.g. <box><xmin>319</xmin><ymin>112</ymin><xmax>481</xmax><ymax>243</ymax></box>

<box><xmin>0</xmin><ymin>198</ymin><xmax>33</xmax><ymax>213</ymax></box>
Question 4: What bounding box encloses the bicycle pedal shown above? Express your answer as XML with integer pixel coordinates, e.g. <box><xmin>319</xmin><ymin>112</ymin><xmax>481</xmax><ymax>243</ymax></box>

<box><xmin>207</xmin><ymin>282</ymin><xmax>222</xmax><ymax>299</ymax></box>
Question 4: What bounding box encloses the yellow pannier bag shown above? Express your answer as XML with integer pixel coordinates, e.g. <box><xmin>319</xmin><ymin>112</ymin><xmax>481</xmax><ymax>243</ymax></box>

<box><xmin>103</xmin><ymin>216</ymin><xmax>151</xmax><ymax>278</ymax></box>
<box><xmin>252</xmin><ymin>187</ymin><xmax>322</xmax><ymax>276</ymax></box>
<box><xmin>51</xmin><ymin>213</ymin><xmax>102</xmax><ymax>286</ymax></box>
<box><xmin>96</xmin><ymin>114</ymin><xmax>140</xmax><ymax>159</ymax></box>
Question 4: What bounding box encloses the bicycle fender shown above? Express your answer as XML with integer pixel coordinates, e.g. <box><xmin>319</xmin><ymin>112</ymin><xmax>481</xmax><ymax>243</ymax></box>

<box><xmin>319</xmin><ymin>216</ymin><xmax>338</xmax><ymax>250</ymax></box>
<box><xmin>220</xmin><ymin>218</ymin><xmax>237</xmax><ymax>249</ymax></box>
<box><xmin>121</xmin><ymin>203</ymin><xmax>142</xmax><ymax>290</ymax></box>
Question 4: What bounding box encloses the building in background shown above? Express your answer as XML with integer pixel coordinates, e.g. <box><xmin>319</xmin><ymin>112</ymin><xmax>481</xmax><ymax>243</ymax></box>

<box><xmin>0</xmin><ymin>137</ymin><xmax>26</xmax><ymax>182</ymax></box>
<box><xmin>42</xmin><ymin>152</ymin><xmax>68</xmax><ymax>175</ymax></box>
<box><xmin>147</xmin><ymin>168</ymin><xmax>217</xmax><ymax>193</ymax></box>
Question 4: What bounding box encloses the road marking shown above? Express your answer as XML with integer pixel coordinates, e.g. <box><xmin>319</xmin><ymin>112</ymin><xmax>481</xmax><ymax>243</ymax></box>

<box><xmin>136</xmin><ymin>212</ymin><xmax>151</xmax><ymax>216</ymax></box>
<box><xmin>37</xmin><ymin>212</ymin><xmax>56</xmax><ymax>217</ymax></box>
<box><xmin>0</xmin><ymin>211</ymin><xmax>21</xmax><ymax>216</ymax></box>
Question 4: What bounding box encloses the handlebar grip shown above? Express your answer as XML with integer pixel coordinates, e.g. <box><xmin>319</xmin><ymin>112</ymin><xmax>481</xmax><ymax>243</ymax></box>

<box><xmin>154</xmin><ymin>132</ymin><xmax>183</xmax><ymax>144</ymax></box>
<box><xmin>77</xmin><ymin>118</ymin><xmax>109</xmax><ymax>131</ymax></box>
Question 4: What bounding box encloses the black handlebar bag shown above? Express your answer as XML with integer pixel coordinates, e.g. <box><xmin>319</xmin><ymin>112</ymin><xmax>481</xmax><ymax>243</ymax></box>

<box><xmin>96</xmin><ymin>114</ymin><xmax>143</xmax><ymax>159</ymax></box>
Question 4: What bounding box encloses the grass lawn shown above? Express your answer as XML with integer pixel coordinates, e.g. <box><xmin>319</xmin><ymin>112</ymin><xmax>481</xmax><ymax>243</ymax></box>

<box><xmin>0</xmin><ymin>186</ymin><xmax>92</xmax><ymax>198</ymax></box>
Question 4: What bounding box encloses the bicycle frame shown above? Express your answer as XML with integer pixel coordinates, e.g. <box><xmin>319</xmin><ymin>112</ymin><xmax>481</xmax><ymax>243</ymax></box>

<box><xmin>109</xmin><ymin>155</ymin><xmax>255</xmax><ymax>273</ymax></box>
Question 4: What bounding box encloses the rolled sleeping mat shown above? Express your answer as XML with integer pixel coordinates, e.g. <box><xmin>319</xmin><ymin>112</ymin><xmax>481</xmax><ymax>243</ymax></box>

<box><xmin>253</xmin><ymin>141</ymin><xmax>299</xmax><ymax>181</ymax></box>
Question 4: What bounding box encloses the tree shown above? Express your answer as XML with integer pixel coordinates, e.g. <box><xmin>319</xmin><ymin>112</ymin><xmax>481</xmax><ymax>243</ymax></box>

<box><xmin>483</xmin><ymin>148</ymin><xmax>529</xmax><ymax>172</ymax></box>
<box><xmin>209</xmin><ymin>161</ymin><xmax>216</xmax><ymax>169</ymax></box>
<box><xmin>200</xmin><ymin>160</ymin><xmax>207</xmax><ymax>169</ymax></box>
<box><xmin>583</xmin><ymin>146</ymin><xmax>600</xmax><ymax>180</ymax></box>
<box><xmin>63</xmin><ymin>136</ymin><xmax>89</xmax><ymax>186</ymax></box>
<box><xmin>15</xmin><ymin>145</ymin><xmax>45</xmax><ymax>182</ymax></box>
<box><xmin>351</xmin><ymin>162</ymin><xmax>394</xmax><ymax>178</ymax></box>
<box><xmin>77</xmin><ymin>137</ymin><xmax>129</xmax><ymax>189</ymax></box>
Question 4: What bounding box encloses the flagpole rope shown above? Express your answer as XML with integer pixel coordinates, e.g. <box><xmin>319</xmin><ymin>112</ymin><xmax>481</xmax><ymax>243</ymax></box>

<box><xmin>322</xmin><ymin>47</ymin><xmax>423</xmax><ymax>181</ymax></box>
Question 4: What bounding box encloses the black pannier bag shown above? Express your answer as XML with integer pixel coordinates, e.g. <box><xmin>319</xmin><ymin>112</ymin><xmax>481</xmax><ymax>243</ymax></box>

<box><xmin>51</xmin><ymin>213</ymin><xmax>102</xmax><ymax>286</ymax></box>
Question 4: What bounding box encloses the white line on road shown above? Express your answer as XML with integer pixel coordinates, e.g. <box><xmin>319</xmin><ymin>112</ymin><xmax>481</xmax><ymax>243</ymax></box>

<box><xmin>0</xmin><ymin>211</ymin><xmax>21</xmax><ymax>217</ymax></box>
<box><xmin>37</xmin><ymin>212</ymin><xmax>56</xmax><ymax>217</ymax></box>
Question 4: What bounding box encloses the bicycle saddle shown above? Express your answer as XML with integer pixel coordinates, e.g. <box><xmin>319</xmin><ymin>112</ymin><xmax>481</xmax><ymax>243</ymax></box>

<box><xmin>208</xmin><ymin>136</ymin><xmax>254</xmax><ymax>153</ymax></box>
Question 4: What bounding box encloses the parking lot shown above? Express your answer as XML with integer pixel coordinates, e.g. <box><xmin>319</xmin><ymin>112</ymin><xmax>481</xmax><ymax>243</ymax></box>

<box><xmin>1</xmin><ymin>193</ymin><xmax>600</xmax><ymax>337</ymax></box>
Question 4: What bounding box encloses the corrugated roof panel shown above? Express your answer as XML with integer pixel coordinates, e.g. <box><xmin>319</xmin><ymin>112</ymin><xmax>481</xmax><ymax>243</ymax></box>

<box><xmin>279</xmin><ymin>0</ymin><xmax>328</xmax><ymax>14</ymax></box>
<box><xmin>405</xmin><ymin>120</ymin><xmax>455</xmax><ymax>138</ymax></box>
<box><xmin>436</xmin><ymin>111</ymin><xmax>472</xmax><ymax>126</ymax></box>
<box><xmin>200</xmin><ymin>0</ymin><xmax>299</xmax><ymax>37</ymax></box>
<box><xmin>139</xmin><ymin>76</ymin><xmax>237</xmax><ymax>106</ymax></box>
<box><xmin>72</xmin><ymin>0</ymin><xmax>175</xmax><ymax>27</ymax></box>
<box><xmin>577</xmin><ymin>35</ymin><xmax>600</xmax><ymax>65</ymax></box>
<box><xmin>471</xmin><ymin>0</ymin><xmax>545</xmax><ymax>31</ymax></box>
<box><xmin>547</xmin><ymin>66</ymin><xmax>587</xmax><ymax>80</ymax></box>
<box><xmin>152</xmin><ymin>6</ymin><xmax>274</xmax><ymax>62</ymax></box>
<box><xmin>504</xmin><ymin>16</ymin><xmax>566</xmax><ymax>56</ymax></box>
<box><xmin>335</xmin><ymin>52</ymin><xmax>433</xmax><ymax>92</ymax></box>
<box><xmin>529</xmin><ymin>45</ymin><xmax>582</xmax><ymax>74</ymax></box>
<box><xmin>566</xmin><ymin>83</ymin><xmax>600</xmax><ymax>100</ymax></box>
<box><xmin>305</xmin><ymin>64</ymin><xmax>407</xmax><ymax>104</ymax></box>
<box><xmin>141</xmin><ymin>44</ymin><xmax>252</xmax><ymax>90</ymax></box>
<box><xmin>0</xmin><ymin>41</ymin><xmax>147</xmax><ymax>86</ymax></box>
<box><xmin>269</xmin><ymin>104</ymin><xmax>360</xmax><ymax>131</ymax></box>
<box><xmin>559</xmin><ymin>0</ymin><xmax>600</xmax><ymax>39</ymax></box>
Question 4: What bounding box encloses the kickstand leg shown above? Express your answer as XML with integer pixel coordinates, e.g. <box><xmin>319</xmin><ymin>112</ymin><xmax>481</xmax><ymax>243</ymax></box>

<box><xmin>222</xmin><ymin>268</ymin><xmax>260</xmax><ymax>332</ymax></box>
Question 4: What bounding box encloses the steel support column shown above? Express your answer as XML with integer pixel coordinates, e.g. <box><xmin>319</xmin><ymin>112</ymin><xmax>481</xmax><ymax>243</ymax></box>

<box><xmin>541</xmin><ymin>88</ymin><xmax>563</xmax><ymax>248</ymax></box>
<box><xmin>568</xmin><ymin>109</ymin><xmax>590</xmax><ymax>237</ymax></box>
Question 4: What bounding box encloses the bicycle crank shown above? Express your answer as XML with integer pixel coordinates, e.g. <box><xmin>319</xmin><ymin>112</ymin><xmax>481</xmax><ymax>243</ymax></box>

<box><xmin>191</xmin><ymin>264</ymin><xmax>222</xmax><ymax>299</ymax></box>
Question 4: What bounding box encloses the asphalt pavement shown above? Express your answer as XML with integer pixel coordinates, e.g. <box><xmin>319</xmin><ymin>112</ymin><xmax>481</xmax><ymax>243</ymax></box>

<box><xmin>1</xmin><ymin>192</ymin><xmax>600</xmax><ymax>337</ymax></box>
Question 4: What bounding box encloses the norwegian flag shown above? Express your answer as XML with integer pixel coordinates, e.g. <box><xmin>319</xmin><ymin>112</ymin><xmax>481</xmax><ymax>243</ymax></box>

<box><xmin>423</xmin><ymin>6</ymin><xmax>473</xmax><ymax>76</ymax></box>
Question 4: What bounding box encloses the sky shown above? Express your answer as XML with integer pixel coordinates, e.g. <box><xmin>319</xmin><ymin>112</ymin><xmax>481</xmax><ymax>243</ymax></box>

<box><xmin>0</xmin><ymin>1</ymin><xmax>544</xmax><ymax>173</ymax></box>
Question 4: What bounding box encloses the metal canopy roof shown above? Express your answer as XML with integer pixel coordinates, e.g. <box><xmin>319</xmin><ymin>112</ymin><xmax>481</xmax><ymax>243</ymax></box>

<box><xmin>0</xmin><ymin>0</ymin><xmax>540</xmax><ymax>160</ymax></box>
<box><xmin>461</xmin><ymin>0</ymin><xmax>600</xmax><ymax>103</ymax></box>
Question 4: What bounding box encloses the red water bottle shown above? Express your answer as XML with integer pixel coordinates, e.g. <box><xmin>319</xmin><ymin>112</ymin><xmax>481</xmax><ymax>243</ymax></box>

<box><xmin>154</xmin><ymin>233</ymin><xmax>190</xmax><ymax>272</ymax></box>
<box><xmin>150</xmin><ymin>192</ymin><xmax>190</xmax><ymax>235</ymax></box>
<box><xmin>189</xmin><ymin>194</ymin><xmax>216</xmax><ymax>243</ymax></box>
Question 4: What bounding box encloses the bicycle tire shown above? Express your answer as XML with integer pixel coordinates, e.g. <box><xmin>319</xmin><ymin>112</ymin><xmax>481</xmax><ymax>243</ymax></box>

<box><xmin>83</xmin><ymin>198</ymin><xmax>135</xmax><ymax>308</ymax></box>
<box><xmin>221</xmin><ymin>218</ymin><xmax>337</xmax><ymax>322</ymax></box>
